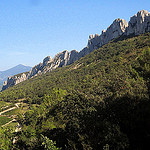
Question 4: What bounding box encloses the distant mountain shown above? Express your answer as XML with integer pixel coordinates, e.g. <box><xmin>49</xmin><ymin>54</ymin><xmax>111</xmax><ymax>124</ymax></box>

<box><xmin>0</xmin><ymin>64</ymin><xmax>31</xmax><ymax>88</ymax></box>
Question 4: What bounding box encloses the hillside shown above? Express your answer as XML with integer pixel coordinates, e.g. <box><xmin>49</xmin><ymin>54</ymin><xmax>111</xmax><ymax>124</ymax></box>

<box><xmin>0</xmin><ymin>32</ymin><xmax>150</xmax><ymax>149</ymax></box>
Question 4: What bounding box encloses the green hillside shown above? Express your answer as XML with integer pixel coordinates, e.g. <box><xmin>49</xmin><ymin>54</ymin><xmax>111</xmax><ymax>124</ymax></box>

<box><xmin>0</xmin><ymin>33</ymin><xmax>150</xmax><ymax>149</ymax></box>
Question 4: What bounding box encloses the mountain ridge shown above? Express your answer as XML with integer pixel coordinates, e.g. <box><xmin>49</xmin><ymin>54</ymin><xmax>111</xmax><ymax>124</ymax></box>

<box><xmin>2</xmin><ymin>10</ymin><xmax>150</xmax><ymax>90</ymax></box>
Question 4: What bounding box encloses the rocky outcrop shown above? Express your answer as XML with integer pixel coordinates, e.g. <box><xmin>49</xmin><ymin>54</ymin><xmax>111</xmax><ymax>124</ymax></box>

<box><xmin>2</xmin><ymin>73</ymin><xmax>27</xmax><ymax>90</ymax></box>
<box><xmin>126</xmin><ymin>10</ymin><xmax>150</xmax><ymax>36</ymax></box>
<box><xmin>0</xmin><ymin>64</ymin><xmax>31</xmax><ymax>87</ymax></box>
<box><xmin>27</xmin><ymin>56</ymin><xmax>52</xmax><ymax>78</ymax></box>
<box><xmin>27</xmin><ymin>50</ymin><xmax>79</xmax><ymax>79</ymax></box>
<box><xmin>79</xmin><ymin>18</ymin><xmax>128</xmax><ymax>57</ymax></box>
<box><xmin>2</xmin><ymin>10</ymin><xmax>150</xmax><ymax>90</ymax></box>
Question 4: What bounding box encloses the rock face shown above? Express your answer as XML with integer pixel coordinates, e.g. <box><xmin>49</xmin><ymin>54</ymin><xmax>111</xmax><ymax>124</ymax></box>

<box><xmin>2</xmin><ymin>73</ymin><xmax>27</xmax><ymax>90</ymax></box>
<box><xmin>27</xmin><ymin>50</ymin><xmax>79</xmax><ymax>79</ymax></box>
<box><xmin>0</xmin><ymin>64</ymin><xmax>31</xmax><ymax>87</ymax></box>
<box><xmin>2</xmin><ymin>10</ymin><xmax>150</xmax><ymax>90</ymax></box>
<box><xmin>79</xmin><ymin>18</ymin><xmax>128</xmax><ymax>56</ymax></box>
<box><xmin>27</xmin><ymin>56</ymin><xmax>52</xmax><ymax>78</ymax></box>
<box><xmin>126</xmin><ymin>10</ymin><xmax>150</xmax><ymax>35</ymax></box>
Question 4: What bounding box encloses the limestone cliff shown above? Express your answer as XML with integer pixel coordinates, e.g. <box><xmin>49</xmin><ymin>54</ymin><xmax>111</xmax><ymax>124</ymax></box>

<box><xmin>2</xmin><ymin>10</ymin><xmax>150</xmax><ymax>90</ymax></box>
<box><xmin>126</xmin><ymin>10</ymin><xmax>150</xmax><ymax>36</ymax></box>
<box><xmin>27</xmin><ymin>50</ymin><xmax>79</xmax><ymax>79</ymax></box>
<box><xmin>79</xmin><ymin>18</ymin><xmax>128</xmax><ymax>57</ymax></box>
<box><xmin>2</xmin><ymin>73</ymin><xmax>27</xmax><ymax>90</ymax></box>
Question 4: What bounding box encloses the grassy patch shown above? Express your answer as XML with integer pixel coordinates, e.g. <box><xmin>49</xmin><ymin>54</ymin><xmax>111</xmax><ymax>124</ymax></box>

<box><xmin>3</xmin><ymin>103</ymin><xmax>29</xmax><ymax>116</ymax></box>
<box><xmin>0</xmin><ymin>116</ymin><xmax>12</xmax><ymax>126</ymax></box>
<box><xmin>4</xmin><ymin>121</ymin><xmax>18</xmax><ymax>128</ymax></box>
<box><xmin>0</xmin><ymin>101</ymin><xmax>9</xmax><ymax>108</ymax></box>
<box><xmin>4</xmin><ymin>108</ymin><xmax>20</xmax><ymax>116</ymax></box>
<box><xmin>0</xmin><ymin>101</ymin><xmax>14</xmax><ymax>112</ymax></box>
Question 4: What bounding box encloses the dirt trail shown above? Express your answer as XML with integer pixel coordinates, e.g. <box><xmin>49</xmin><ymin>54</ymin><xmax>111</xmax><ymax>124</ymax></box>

<box><xmin>0</xmin><ymin>103</ymin><xmax>20</xmax><ymax>116</ymax></box>
<box><xmin>1</xmin><ymin>102</ymin><xmax>22</xmax><ymax>145</ymax></box>
<box><xmin>1</xmin><ymin>119</ymin><xmax>16</xmax><ymax>127</ymax></box>
<box><xmin>0</xmin><ymin>103</ymin><xmax>21</xmax><ymax>127</ymax></box>
<box><xmin>0</xmin><ymin>107</ymin><xmax>17</xmax><ymax>115</ymax></box>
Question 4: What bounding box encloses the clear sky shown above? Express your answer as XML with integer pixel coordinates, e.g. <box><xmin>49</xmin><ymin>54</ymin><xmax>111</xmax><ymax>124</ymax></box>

<box><xmin>0</xmin><ymin>0</ymin><xmax>150</xmax><ymax>71</ymax></box>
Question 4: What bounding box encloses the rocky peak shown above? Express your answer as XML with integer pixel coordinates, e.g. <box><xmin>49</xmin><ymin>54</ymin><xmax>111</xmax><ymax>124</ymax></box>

<box><xmin>117</xmin><ymin>18</ymin><xmax>128</xmax><ymax>32</ymax></box>
<box><xmin>101</xmin><ymin>18</ymin><xmax>128</xmax><ymax>42</ymax></box>
<box><xmin>43</xmin><ymin>56</ymin><xmax>52</xmax><ymax>66</ymax></box>
<box><xmin>126</xmin><ymin>10</ymin><xmax>150</xmax><ymax>35</ymax></box>
<box><xmin>89</xmin><ymin>34</ymin><xmax>99</xmax><ymax>40</ymax></box>
<box><xmin>54</xmin><ymin>50</ymin><xmax>69</xmax><ymax>61</ymax></box>
<box><xmin>2</xmin><ymin>73</ymin><xmax>27</xmax><ymax>91</ymax></box>
<box><xmin>87</xmin><ymin>34</ymin><xmax>100</xmax><ymax>50</ymax></box>
<box><xmin>52</xmin><ymin>50</ymin><xmax>69</xmax><ymax>68</ymax></box>
<box><xmin>137</xmin><ymin>10</ymin><xmax>149</xmax><ymax>18</ymax></box>
<box><xmin>83</xmin><ymin>18</ymin><xmax>128</xmax><ymax>55</ymax></box>
<box><xmin>89</xmin><ymin>34</ymin><xmax>95</xmax><ymax>40</ymax></box>
<box><xmin>66</xmin><ymin>50</ymin><xmax>79</xmax><ymax>65</ymax></box>
<box><xmin>102</xmin><ymin>29</ymin><xmax>106</xmax><ymax>34</ymax></box>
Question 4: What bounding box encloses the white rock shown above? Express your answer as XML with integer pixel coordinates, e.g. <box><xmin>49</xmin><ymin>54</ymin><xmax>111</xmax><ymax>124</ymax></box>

<box><xmin>126</xmin><ymin>10</ymin><xmax>150</xmax><ymax>35</ymax></box>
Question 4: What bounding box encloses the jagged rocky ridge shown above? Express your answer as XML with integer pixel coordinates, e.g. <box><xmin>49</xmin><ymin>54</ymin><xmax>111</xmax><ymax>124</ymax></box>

<box><xmin>2</xmin><ymin>10</ymin><xmax>150</xmax><ymax>90</ymax></box>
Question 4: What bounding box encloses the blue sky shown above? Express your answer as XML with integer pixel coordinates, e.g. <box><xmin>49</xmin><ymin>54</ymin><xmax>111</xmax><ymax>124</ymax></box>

<box><xmin>0</xmin><ymin>0</ymin><xmax>150</xmax><ymax>70</ymax></box>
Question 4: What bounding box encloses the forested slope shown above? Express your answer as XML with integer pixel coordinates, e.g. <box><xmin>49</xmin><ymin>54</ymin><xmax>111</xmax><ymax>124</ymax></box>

<box><xmin>0</xmin><ymin>33</ymin><xmax>150</xmax><ymax>149</ymax></box>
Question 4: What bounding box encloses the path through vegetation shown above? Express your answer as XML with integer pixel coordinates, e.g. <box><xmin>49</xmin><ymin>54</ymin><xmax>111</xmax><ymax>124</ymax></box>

<box><xmin>0</xmin><ymin>103</ymin><xmax>20</xmax><ymax>127</ymax></box>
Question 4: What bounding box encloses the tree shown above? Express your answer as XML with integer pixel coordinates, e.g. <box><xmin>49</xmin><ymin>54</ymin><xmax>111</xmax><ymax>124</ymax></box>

<box><xmin>41</xmin><ymin>134</ymin><xmax>61</xmax><ymax>150</ymax></box>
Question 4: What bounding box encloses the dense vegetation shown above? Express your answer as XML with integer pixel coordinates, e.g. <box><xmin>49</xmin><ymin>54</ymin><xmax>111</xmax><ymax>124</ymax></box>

<box><xmin>0</xmin><ymin>33</ymin><xmax>150</xmax><ymax>149</ymax></box>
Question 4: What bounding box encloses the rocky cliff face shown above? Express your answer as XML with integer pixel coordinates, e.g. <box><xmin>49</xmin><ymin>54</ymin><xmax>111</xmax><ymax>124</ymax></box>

<box><xmin>2</xmin><ymin>10</ymin><xmax>150</xmax><ymax>90</ymax></box>
<box><xmin>0</xmin><ymin>64</ymin><xmax>31</xmax><ymax>87</ymax></box>
<box><xmin>2</xmin><ymin>73</ymin><xmax>27</xmax><ymax>90</ymax></box>
<box><xmin>79</xmin><ymin>18</ymin><xmax>128</xmax><ymax>57</ymax></box>
<box><xmin>126</xmin><ymin>10</ymin><xmax>150</xmax><ymax>36</ymax></box>
<box><xmin>27</xmin><ymin>50</ymin><xmax>79</xmax><ymax>79</ymax></box>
